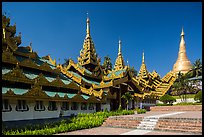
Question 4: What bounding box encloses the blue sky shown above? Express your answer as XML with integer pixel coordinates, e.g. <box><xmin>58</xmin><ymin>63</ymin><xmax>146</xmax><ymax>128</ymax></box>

<box><xmin>2</xmin><ymin>2</ymin><xmax>202</xmax><ymax>77</ymax></box>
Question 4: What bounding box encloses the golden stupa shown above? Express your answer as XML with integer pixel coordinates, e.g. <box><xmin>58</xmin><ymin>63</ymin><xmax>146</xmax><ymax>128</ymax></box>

<box><xmin>173</xmin><ymin>27</ymin><xmax>192</xmax><ymax>74</ymax></box>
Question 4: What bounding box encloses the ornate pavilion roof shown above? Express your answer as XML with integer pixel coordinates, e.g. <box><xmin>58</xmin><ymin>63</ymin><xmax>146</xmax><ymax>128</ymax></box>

<box><xmin>2</xmin><ymin>15</ymin><xmax>102</xmax><ymax>103</ymax></box>
<box><xmin>2</xmin><ymin>14</ymin><xmax>177</xmax><ymax>102</ymax></box>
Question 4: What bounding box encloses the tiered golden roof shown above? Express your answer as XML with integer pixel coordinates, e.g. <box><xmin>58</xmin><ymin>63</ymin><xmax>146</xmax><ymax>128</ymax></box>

<box><xmin>78</xmin><ymin>17</ymin><xmax>99</xmax><ymax>71</ymax></box>
<box><xmin>114</xmin><ymin>39</ymin><xmax>125</xmax><ymax>71</ymax></box>
<box><xmin>2</xmin><ymin>14</ymin><xmax>179</xmax><ymax>109</ymax></box>
<box><xmin>173</xmin><ymin>27</ymin><xmax>192</xmax><ymax>74</ymax></box>
<box><xmin>137</xmin><ymin>51</ymin><xmax>149</xmax><ymax>79</ymax></box>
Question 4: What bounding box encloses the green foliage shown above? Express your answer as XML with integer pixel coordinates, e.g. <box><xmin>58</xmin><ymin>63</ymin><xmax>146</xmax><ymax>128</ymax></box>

<box><xmin>103</xmin><ymin>56</ymin><xmax>112</xmax><ymax>73</ymax></box>
<box><xmin>194</xmin><ymin>91</ymin><xmax>202</xmax><ymax>102</ymax></box>
<box><xmin>129</xmin><ymin>66</ymin><xmax>138</xmax><ymax>77</ymax></box>
<box><xmin>136</xmin><ymin>108</ymin><xmax>146</xmax><ymax>114</ymax></box>
<box><xmin>186</xmin><ymin>59</ymin><xmax>202</xmax><ymax>78</ymax></box>
<box><xmin>156</xmin><ymin>103</ymin><xmax>172</xmax><ymax>106</ymax></box>
<box><xmin>104</xmin><ymin>108</ymin><xmax>108</xmax><ymax>112</ymax></box>
<box><xmin>121</xmin><ymin>92</ymin><xmax>134</xmax><ymax>110</ymax></box>
<box><xmin>3</xmin><ymin>110</ymin><xmax>135</xmax><ymax>135</ymax></box>
<box><xmin>174</xmin><ymin>102</ymin><xmax>202</xmax><ymax>106</ymax></box>
<box><xmin>118</xmin><ymin>105</ymin><xmax>123</xmax><ymax>111</ymax></box>
<box><xmin>159</xmin><ymin>94</ymin><xmax>176</xmax><ymax>104</ymax></box>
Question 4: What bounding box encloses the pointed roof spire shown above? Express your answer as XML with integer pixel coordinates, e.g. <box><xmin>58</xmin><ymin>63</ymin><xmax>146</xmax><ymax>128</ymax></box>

<box><xmin>142</xmin><ymin>51</ymin><xmax>145</xmax><ymax>63</ymax></box>
<box><xmin>78</xmin><ymin>12</ymin><xmax>100</xmax><ymax>72</ymax></box>
<box><xmin>86</xmin><ymin>11</ymin><xmax>90</xmax><ymax>37</ymax></box>
<box><xmin>114</xmin><ymin>39</ymin><xmax>125</xmax><ymax>70</ymax></box>
<box><xmin>138</xmin><ymin>51</ymin><xmax>149</xmax><ymax>79</ymax></box>
<box><xmin>118</xmin><ymin>39</ymin><xmax>122</xmax><ymax>55</ymax></box>
<box><xmin>181</xmin><ymin>26</ymin><xmax>185</xmax><ymax>36</ymax></box>
<box><xmin>172</xmin><ymin>26</ymin><xmax>191</xmax><ymax>74</ymax></box>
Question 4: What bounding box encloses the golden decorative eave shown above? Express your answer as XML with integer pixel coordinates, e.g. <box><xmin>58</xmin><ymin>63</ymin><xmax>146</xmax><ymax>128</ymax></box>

<box><xmin>2</xmin><ymin>64</ymin><xmax>33</xmax><ymax>84</ymax></box>
<box><xmin>42</xmin><ymin>55</ymin><xmax>56</xmax><ymax>66</ymax></box>
<box><xmin>50</xmin><ymin>75</ymin><xmax>65</xmax><ymax>88</ymax></box>
<box><xmin>65</xmin><ymin>81</ymin><xmax>80</xmax><ymax>91</ymax></box>
<box><xmin>20</xmin><ymin>58</ymin><xmax>39</xmax><ymax>69</ymax></box>
<box><xmin>23</xmin><ymin>85</ymin><xmax>49</xmax><ymax>98</ymax></box>
<box><xmin>70</xmin><ymin>93</ymin><xmax>87</xmax><ymax>103</ymax></box>
<box><xmin>34</xmin><ymin>73</ymin><xmax>50</xmax><ymax>86</ymax></box>
<box><xmin>92</xmin><ymin>80</ymin><xmax>113</xmax><ymax>89</ymax></box>
<box><xmin>87</xmin><ymin>94</ymin><xmax>100</xmax><ymax>103</ymax></box>
<box><xmin>103</xmin><ymin>66</ymin><xmax>128</xmax><ymax>81</ymax></box>
<box><xmin>39</xmin><ymin>62</ymin><xmax>53</xmax><ymax>72</ymax></box>
<box><xmin>2</xmin><ymin>50</ymin><xmax>19</xmax><ymax>64</ymax></box>
<box><xmin>14</xmin><ymin>51</ymin><xmax>38</xmax><ymax>60</ymax></box>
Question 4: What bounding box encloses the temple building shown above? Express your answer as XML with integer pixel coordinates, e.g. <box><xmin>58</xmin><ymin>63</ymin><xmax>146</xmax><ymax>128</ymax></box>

<box><xmin>173</xmin><ymin>27</ymin><xmax>192</xmax><ymax>74</ymax></box>
<box><xmin>2</xmin><ymin>14</ymin><xmax>177</xmax><ymax>123</ymax></box>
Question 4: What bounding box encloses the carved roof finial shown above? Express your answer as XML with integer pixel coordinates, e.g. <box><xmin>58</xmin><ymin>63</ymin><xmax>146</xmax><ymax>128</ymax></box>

<box><xmin>118</xmin><ymin>39</ymin><xmax>122</xmax><ymax>55</ymax></box>
<box><xmin>86</xmin><ymin>11</ymin><xmax>90</xmax><ymax>37</ymax></box>
<box><xmin>181</xmin><ymin>26</ymin><xmax>185</xmax><ymax>36</ymax></box>
<box><xmin>142</xmin><ymin>51</ymin><xmax>145</xmax><ymax>63</ymax></box>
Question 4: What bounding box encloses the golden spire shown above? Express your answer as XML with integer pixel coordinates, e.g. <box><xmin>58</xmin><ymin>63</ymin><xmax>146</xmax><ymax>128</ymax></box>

<box><xmin>142</xmin><ymin>51</ymin><xmax>145</xmax><ymax>63</ymax></box>
<box><xmin>78</xmin><ymin>13</ymin><xmax>99</xmax><ymax>72</ymax></box>
<box><xmin>86</xmin><ymin>12</ymin><xmax>90</xmax><ymax>38</ymax></box>
<box><xmin>118</xmin><ymin>39</ymin><xmax>121</xmax><ymax>55</ymax></box>
<box><xmin>138</xmin><ymin>51</ymin><xmax>149</xmax><ymax>79</ymax></box>
<box><xmin>114</xmin><ymin>39</ymin><xmax>125</xmax><ymax>70</ymax></box>
<box><xmin>173</xmin><ymin>27</ymin><xmax>192</xmax><ymax>74</ymax></box>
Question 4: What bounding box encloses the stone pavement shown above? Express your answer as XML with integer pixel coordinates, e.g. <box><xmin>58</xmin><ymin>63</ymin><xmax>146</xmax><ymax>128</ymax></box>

<box><xmin>55</xmin><ymin>111</ymin><xmax>202</xmax><ymax>135</ymax></box>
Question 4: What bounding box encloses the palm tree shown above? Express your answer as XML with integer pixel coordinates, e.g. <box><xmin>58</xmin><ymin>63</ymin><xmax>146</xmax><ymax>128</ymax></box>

<box><xmin>121</xmin><ymin>92</ymin><xmax>134</xmax><ymax>110</ymax></box>
<box><xmin>103</xmin><ymin>56</ymin><xmax>112</xmax><ymax>74</ymax></box>
<box><xmin>186</xmin><ymin>59</ymin><xmax>202</xmax><ymax>78</ymax></box>
<box><xmin>129</xmin><ymin>66</ymin><xmax>138</xmax><ymax>77</ymax></box>
<box><xmin>62</xmin><ymin>58</ymin><xmax>71</xmax><ymax>67</ymax></box>
<box><xmin>171</xmin><ymin>72</ymin><xmax>196</xmax><ymax>102</ymax></box>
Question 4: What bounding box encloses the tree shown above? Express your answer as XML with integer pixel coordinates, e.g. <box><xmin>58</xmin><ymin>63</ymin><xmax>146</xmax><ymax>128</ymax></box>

<box><xmin>62</xmin><ymin>58</ymin><xmax>71</xmax><ymax>67</ymax></box>
<box><xmin>159</xmin><ymin>94</ymin><xmax>176</xmax><ymax>105</ymax></box>
<box><xmin>186</xmin><ymin>59</ymin><xmax>202</xmax><ymax>78</ymax></box>
<box><xmin>194</xmin><ymin>90</ymin><xmax>202</xmax><ymax>103</ymax></box>
<box><xmin>129</xmin><ymin>66</ymin><xmax>138</xmax><ymax>77</ymax></box>
<box><xmin>121</xmin><ymin>92</ymin><xmax>134</xmax><ymax>110</ymax></box>
<box><xmin>171</xmin><ymin>72</ymin><xmax>196</xmax><ymax>102</ymax></box>
<box><xmin>103</xmin><ymin>56</ymin><xmax>112</xmax><ymax>74</ymax></box>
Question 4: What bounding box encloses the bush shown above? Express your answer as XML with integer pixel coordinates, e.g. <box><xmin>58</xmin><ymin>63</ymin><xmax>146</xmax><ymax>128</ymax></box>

<box><xmin>136</xmin><ymin>108</ymin><xmax>146</xmax><ymax>114</ymax></box>
<box><xmin>156</xmin><ymin>103</ymin><xmax>172</xmax><ymax>106</ymax></box>
<box><xmin>194</xmin><ymin>91</ymin><xmax>202</xmax><ymax>102</ymax></box>
<box><xmin>3</xmin><ymin>109</ymin><xmax>135</xmax><ymax>135</ymax></box>
<box><xmin>159</xmin><ymin>94</ymin><xmax>176</xmax><ymax>104</ymax></box>
<box><xmin>174</xmin><ymin>102</ymin><xmax>202</xmax><ymax>106</ymax></box>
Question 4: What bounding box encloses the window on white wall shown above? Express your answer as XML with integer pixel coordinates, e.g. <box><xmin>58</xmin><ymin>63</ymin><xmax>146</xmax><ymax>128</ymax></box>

<box><xmin>81</xmin><ymin>102</ymin><xmax>87</xmax><ymax>110</ymax></box>
<box><xmin>2</xmin><ymin>99</ymin><xmax>12</xmax><ymax>112</ymax></box>
<box><xmin>61</xmin><ymin>102</ymin><xmax>69</xmax><ymax>110</ymax></box>
<box><xmin>34</xmin><ymin>101</ymin><xmax>45</xmax><ymax>111</ymax></box>
<box><xmin>48</xmin><ymin>101</ymin><xmax>57</xmax><ymax>111</ymax></box>
<box><xmin>88</xmin><ymin>103</ymin><xmax>94</xmax><ymax>110</ymax></box>
<box><xmin>16</xmin><ymin>100</ymin><xmax>29</xmax><ymax>111</ymax></box>
<box><xmin>71</xmin><ymin>102</ymin><xmax>78</xmax><ymax>110</ymax></box>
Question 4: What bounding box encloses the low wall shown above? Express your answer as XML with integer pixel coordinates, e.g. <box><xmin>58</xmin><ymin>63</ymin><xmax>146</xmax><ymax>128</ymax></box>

<box><xmin>155</xmin><ymin>117</ymin><xmax>202</xmax><ymax>134</ymax></box>
<box><xmin>150</xmin><ymin>105</ymin><xmax>202</xmax><ymax>111</ymax></box>
<box><xmin>102</xmin><ymin>116</ymin><xmax>143</xmax><ymax>129</ymax></box>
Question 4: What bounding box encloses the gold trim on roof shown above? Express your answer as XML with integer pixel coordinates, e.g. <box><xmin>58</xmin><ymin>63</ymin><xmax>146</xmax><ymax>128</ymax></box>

<box><xmin>2</xmin><ymin>50</ymin><xmax>19</xmax><ymax>64</ymax></box>
<box><xmin>2</xmin><ymin>65</ymin><xmax>32</xmax><ymax>84</ymax></box>
<box><xmin>20</xmin><ymin>58</ymin><xmax>39</xmax><ymax>69</ymax></box>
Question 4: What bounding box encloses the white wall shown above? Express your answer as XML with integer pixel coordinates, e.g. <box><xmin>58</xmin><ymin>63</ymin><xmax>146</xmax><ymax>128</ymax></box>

<box><xmin>101</xmin><ymin>99</ymin><xmax>110</xmax><ymax>111</ymax></box>
<box><xmin>2</xmin><ymin>99</ymin><xmax>97</xmax><ymax>122</ymax></box>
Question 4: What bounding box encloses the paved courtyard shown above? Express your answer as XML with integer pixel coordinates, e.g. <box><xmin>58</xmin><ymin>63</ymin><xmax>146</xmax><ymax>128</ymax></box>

<box><xmin>56</xmin><ymin>111</ymin><xmax>202</xmax><ymax>135</ymax></box>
